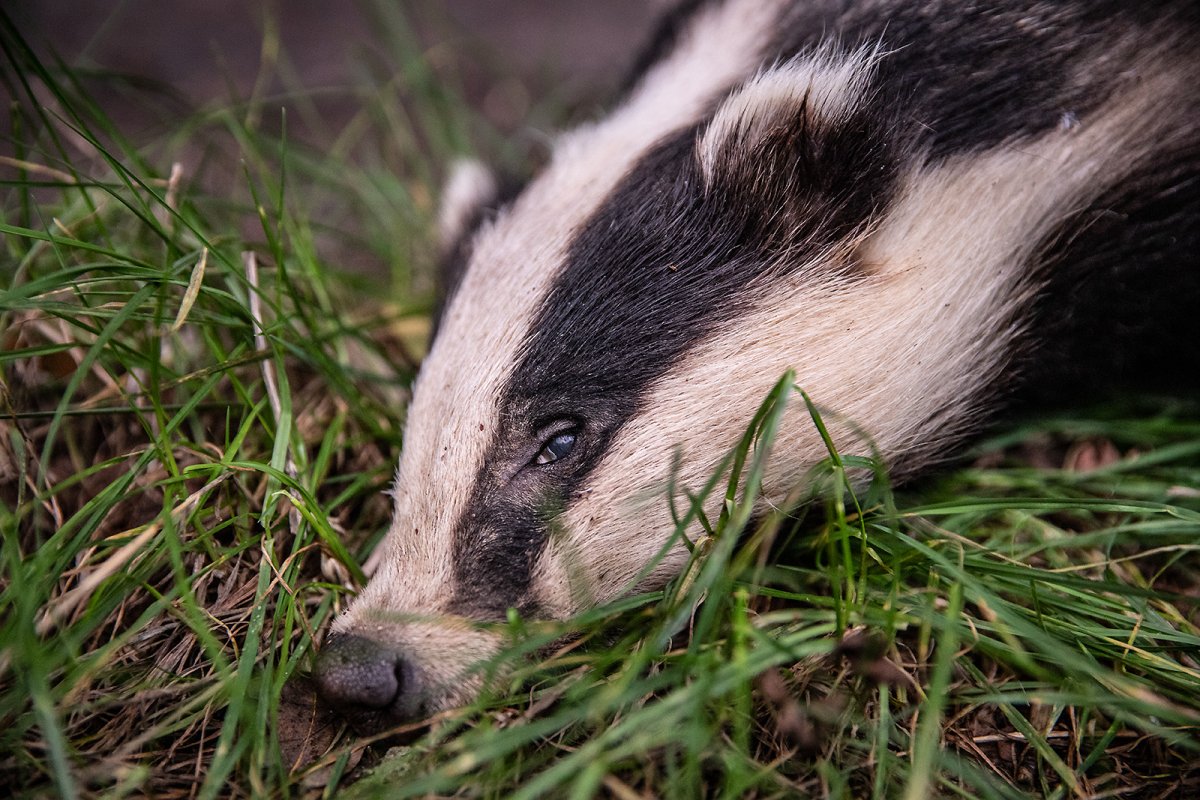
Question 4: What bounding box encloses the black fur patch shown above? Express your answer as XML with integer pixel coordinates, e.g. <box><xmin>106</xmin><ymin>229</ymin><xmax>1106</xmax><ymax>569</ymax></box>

<box><xmin>778</xmin><ymin>0</ymin><xmax>1200</xmax><ymax>159</ymax></box>
<box><xmin>1019</xmin><ymin>144</ymin><xmax>1200</xmax><ymax>402</ymax></box>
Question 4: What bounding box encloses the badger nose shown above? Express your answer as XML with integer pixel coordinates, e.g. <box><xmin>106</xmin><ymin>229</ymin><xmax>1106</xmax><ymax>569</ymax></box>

<box><xmin>313</xmin><ymin>632</ymin><xmax>403</xmax><ymax>712</ymax></box>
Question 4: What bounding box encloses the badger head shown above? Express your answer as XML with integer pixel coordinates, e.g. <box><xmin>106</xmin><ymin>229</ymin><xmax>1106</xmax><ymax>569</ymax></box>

<box><xmin>315</xmin><ymin>34</ymin><xmax>905</xmax><ymax>726</ymax></box>
<box><xmin>312</xmin><ymin>0</ymin><xmax>1181</xmax><ymax>727</ymax></box>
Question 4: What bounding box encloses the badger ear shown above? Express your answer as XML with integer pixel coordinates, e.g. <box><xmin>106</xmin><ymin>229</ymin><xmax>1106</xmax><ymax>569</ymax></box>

<box><xmin>433</xmin><ymin>159</ymin><xmax>530</xmax><ymax>337</ymax></box>
<box><xmin>433</xmin><ymin>159</ymin><xmax>501</xmax><ymax>336</ymax></box>
<box><xmin>697</xmin><ymin>49</ymin><xmax>880</xmax><ymax>183</ymax></box>
<box><xmin>695</xmin><ymin>49</ymin><xmax>893</xmax><ymax>249</ymax></box>
<box><xmin>437</xmin><ymin>158</ymin><xmax>499</xmax><ymax>253</ymax></box>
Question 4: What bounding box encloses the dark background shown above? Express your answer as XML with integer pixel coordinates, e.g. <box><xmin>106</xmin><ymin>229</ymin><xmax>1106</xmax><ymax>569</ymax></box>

<box><xmin>7</xmin><ymin>1</ymin><xmax>663</xmax><ymax>146</ymax></box>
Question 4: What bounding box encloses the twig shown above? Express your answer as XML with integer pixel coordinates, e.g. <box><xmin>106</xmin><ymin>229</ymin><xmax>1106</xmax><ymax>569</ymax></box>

<box><xmin>243</xmin><ymin>251</ymin><xmax>301</xmax><ymax>537</ymax></box>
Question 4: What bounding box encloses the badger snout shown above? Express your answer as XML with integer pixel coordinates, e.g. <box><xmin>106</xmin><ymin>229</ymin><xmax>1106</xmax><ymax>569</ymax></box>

<box><xmin>312</xmin><ymin>610</ymin><xmax>509</xmax><ymax>730</ymax></box>
<box><xmin>313</xmin><ymin>632</ymin><xmax>421</xmax><ymax>730</ymax></box>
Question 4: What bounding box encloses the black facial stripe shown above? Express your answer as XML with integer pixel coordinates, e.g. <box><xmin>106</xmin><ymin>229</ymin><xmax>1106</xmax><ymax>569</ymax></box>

<box><xmin>777</xmin><ymin>0</ymin><xmax>1199</xmax><ymax>160</ymax></box>
<box><xmin>449</xmin><ymin>507</ymin><xmax>549</xmax><ymax>619</ymax></box>
<box><xmin>515</xmin><ymin>104</ymin><xmax>899</xmax><ymax>405</ymax></box>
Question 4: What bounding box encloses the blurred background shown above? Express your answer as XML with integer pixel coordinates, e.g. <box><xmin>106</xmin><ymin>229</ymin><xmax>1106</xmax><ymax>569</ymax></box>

<box><xmin>7</xmin><ymin>1</ymin><xmax>663</xmax><ymax>146</ymax></box>
<box><xmin>4</xmin><ymin>1</ymin><xmax>669</xmax><ymax>283</ymax></box>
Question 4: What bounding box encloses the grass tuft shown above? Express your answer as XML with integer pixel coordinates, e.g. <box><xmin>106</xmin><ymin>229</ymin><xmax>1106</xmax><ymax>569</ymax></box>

<box><xmin>0</xmin><ymin>5</ymin><xmax>441</xmax><ymax>795</ymax></box>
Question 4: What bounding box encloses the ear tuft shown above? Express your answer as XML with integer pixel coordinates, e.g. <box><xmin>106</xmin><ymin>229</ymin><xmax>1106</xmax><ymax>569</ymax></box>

<box><xmin>692</xmin><ymin>46</ymin><xmax>896</xmax><ymax>253</ymax></box>
<box><xmin>697</xmin><ymin>47</ymin><xmax>882</xmax><ymax>185</ymax></box>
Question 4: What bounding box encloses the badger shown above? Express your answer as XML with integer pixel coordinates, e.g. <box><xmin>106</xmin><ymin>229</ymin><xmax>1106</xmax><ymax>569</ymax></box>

<box><xmin>314</xmin><ymin>0</ymin><xmax>1200</xmax><ymax>728</ymax></box>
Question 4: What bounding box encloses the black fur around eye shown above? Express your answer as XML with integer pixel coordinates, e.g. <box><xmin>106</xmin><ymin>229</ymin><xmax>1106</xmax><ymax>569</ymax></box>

<box><xmin>533</xmin><ymin>431</ymin><xmax>577</xmax><ymax>466</ymax></box>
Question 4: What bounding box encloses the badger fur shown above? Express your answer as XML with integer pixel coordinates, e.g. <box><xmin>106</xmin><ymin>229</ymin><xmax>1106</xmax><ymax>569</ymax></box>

<box><xmin>314</xmin><ymin>0</ymin><xmax>1200</xmax><ymax>727</ymax></box>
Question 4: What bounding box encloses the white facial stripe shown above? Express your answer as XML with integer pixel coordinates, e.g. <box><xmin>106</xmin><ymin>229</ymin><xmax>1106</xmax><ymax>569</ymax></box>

<box><xmin>342</xmin><ymin>0</ymin><xmax>789</xmax><ymax>625</ymax></box>
<box><xmin>534</xmin><ymin>64</ymin><xmax>1191</xmax><ymax>617</ymax></box>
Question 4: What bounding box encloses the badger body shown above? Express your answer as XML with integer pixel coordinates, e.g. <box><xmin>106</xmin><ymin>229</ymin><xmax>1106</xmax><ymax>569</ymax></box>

<box><xmin>315</xmin><ymin>0</ymin><xmax>1200</xmax><ymax>726</ymax></box>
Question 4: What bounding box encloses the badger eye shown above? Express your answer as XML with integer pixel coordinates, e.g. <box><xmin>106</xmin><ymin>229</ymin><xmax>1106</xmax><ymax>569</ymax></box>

<box><xmin>533</xmin><ymin>431</ymin><xmax>577</xmax><ymax>466</ymax></box>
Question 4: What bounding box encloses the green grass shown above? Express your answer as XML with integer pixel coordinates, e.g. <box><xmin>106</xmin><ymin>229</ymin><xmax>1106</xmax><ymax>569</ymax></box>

<box><xmin>2</xmin><ymin>6</ymin><xmax>1199</xmax><ymax>798</ymax></box>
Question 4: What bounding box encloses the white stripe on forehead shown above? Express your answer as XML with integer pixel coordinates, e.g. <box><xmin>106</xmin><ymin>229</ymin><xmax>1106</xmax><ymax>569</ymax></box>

<box><xmin>533</xmin><ymin>66</ymin><xmax>1188</xmax><ymax>616</ymax></box>
<box><xmin>347</xmin><ymin>0</ymin><xmax>789</xmax><ymax>619</ymax></box>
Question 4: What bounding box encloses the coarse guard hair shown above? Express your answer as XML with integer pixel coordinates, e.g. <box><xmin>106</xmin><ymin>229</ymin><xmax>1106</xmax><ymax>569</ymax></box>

<box><xmin>314</xmin><ymin>0</ymin><xmax>1200</xmax><ymax>728</ymax></box>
